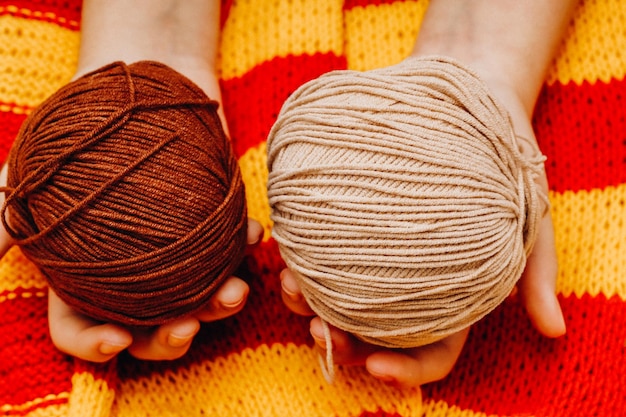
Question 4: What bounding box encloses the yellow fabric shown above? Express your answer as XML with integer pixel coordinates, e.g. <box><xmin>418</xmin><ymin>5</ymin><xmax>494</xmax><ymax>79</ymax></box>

<box><xmin>114</xmin><ymin>345</ymin><xmax>422</xmax><ymax>417</ymax></box>
<box><xmin>547</xmin><ymin>0</ymin><xmax>626</xmax><ymax>85</ymax></box>
<box><xmin>219</xmin><ymin>0</ymin><xmax>345</xmax><ymax>80</ymax></box>
<box><xmin>0</xmin><ymin>247</ymin><xmax>46</xmax><ymax>293</ymax></box>
<box><xmin>238</xmin><ymin>143</ymin><xmax>273</xmax><ymax>240</ymax></box>
<box><xmin>345</xmin><ymin>1</ymin><xmax>428</xmax><ymax>71</ymax></box>
<box><xmin>552</xmin><ymin>185</ymin><xmax>626</xmax><ymax>299</ymax></box>
<box><xmin>0</xmin><ymin>15</ymin><xmax>77</xmax><ymax>109</ymax></box>
<box><xmin>67</xmin><ymin>373</ymin><xmax>115</xmax><ymax>417</ymax></box>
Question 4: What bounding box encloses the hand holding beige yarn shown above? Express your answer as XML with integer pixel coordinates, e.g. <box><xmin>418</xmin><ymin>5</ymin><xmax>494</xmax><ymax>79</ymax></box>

<box><xmin>276</xmin><ymin>0</ymin><xmax>572</xmax><ymax>383</ymax></box>
<box><xmin>268</xmin><ymin>56</ymin><xmax>549</xmax><ymax>357</ymax></box>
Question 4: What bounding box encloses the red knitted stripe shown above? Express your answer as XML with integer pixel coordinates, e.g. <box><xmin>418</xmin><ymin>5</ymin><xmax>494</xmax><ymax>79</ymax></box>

<box><xmin>221</xmin><ymin>52</ymin><xmax>347</xmax><ymax>159</ymax></box>
<box><xmin>422</xmin><ymin>293</ymin><xmax>626</xmax><ymax>417</ymax></box>
<box><xmin>0</xmin><ymin>109</ymin><xmax>27</xmax><ymax>164</ymax></box>
<box><xmin>0</xmin><ymin>290</ymin><xmax>74</xmax><ymax>407</ymax></box>
<box><xmin>343</xmin><ymin>0</ymin><xmax>409</xmax><ymax>10</ymax></box>
<box><xmin>535</xmin><ymin>78</ymin><xmax>626</xmax><ymax>192</ymax></box>
<box><xmin>0</xmin><ymin>0</ymin><xmax>82</xmax><ymax>29</ymax></box>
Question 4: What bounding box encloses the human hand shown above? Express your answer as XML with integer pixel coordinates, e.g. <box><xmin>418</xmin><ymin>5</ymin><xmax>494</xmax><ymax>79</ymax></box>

<box><xmin>277</xmin><ymin>75</ymin><xmax>566</xmax><ymax>387</ymax></box>
<box><xmin>45</xmin><ymin>218</ymin><xmax>263</xmax><ymax>362</ymax></box>
<box><xmin>0</xmin><ymin>0</ymin><xmax>262</xmax><ymax>363</ymax></box>
<box><xmin>280</xmin><ymin>268</ymin><xmax>469</xmax><ymax>387</ymax></box>
<box><xmin>0</xmin><ymin>165</ymin><xmax>13</xmax><ymax>255</ymax></box>
<box><xmin>1</xmin><ymin>167</ymin><xmax>263</xmax><ymax>362</ymax></box>
<box><xmin>478</xmin><ymin>77</ymin><xmax>566</xmax><ymax>340</ymax></box>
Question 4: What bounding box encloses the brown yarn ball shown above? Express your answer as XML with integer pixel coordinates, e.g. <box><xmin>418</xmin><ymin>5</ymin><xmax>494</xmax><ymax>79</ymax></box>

<box><xmin>2</xmin><ymin>61</ymin><xmax>247</xmax><ymax>326</ymax></box>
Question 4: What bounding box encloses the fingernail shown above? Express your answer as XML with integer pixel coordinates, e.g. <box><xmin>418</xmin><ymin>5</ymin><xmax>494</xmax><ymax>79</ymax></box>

<box><xmin>310</xmin><ymin>325</ymin><xmax>328</xmax><ymax>350</ymax></box>
<box><xmin>167</xmin><ymin>333</ymin><xmax>193</xmax><ymax>348</ymax></box>
<box><xmin>99</xmin><ymin>342</ymin><xmax>127</xmax><ymax>355</ymax></box>
<box><xmin>220</xmin><ymin>297</ymin><xmax>245</xmax><ymax>310</ymax></box>
<box><xmin>368</xmin><ymin>370</ymin><xmax>397</xmax><ymax>383</ymax></box>
<box><xmin>218</xmin><ymin>280</ymin><xmax>250</xmax><ymax>310</ymax></box>
<box><xmin>281</xmin><ymin>280</ymin><xmax>301</xmax><ymax>302</ymax></box>
<box><xmin>247</xmin><ymin>232</ymin><xmax>262</xmax><ymax>245</ymax></box>
<box><xmin>366</xmin><ymin>363</ymin><xmax>397</xmax><ymax>383</ymax></box>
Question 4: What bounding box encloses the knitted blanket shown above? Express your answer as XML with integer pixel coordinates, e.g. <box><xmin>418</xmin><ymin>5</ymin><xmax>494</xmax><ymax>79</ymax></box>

<box><xmin>1</xmin><ymin>1</ymin><xmax>624</xmax><ymax>416</ymax></box>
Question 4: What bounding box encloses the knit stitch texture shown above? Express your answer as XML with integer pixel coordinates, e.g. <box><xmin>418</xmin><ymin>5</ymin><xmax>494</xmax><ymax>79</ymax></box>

<box><xmin>0</xmin><ymin>0</ymin><xmax>625</xmax><ymax>416</ymax></box>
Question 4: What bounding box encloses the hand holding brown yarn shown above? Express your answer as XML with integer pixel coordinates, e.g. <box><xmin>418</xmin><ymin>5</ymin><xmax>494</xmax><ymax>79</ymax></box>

<box><xmin>267</xmin><ymin>56</ymin><xmax>547</xmax><ymax>349</ymax></box>
<box><xmin>1</xmin><ymin>61</ymin><xmax>247</xmax><ymax>326</ymax></box>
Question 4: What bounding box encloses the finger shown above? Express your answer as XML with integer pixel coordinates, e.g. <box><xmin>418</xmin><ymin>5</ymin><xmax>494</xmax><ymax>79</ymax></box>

<box><xmin>48</xmin><ymin>288</ymin><xmax>132</xmax><ymax>362</ymax></box>
<box><xmin>246</xmin><ymin>218</ymin><xmax>263</xmax><ymax>246</ymax></box>
<box><xmin>0</xmin><ymin>226</ymin><xmax>11</xmax><ymax>256</ymax></box>
<box><xmin>518</xmin><ymin>212</ymin><xmax>566</xmax><ymax>338</ymax></box>
<box><xmin>309</xmin><ymin>317</ymin><xmax>378</xmax><ymax>366</ymax></box>
<box><xmin>513</xmin><ymin>127</ymin><xmax>566</xmax><ymax>337</ymax></box>
<box><xmin>128</xmin><ymin>275</ymin><xmax>250</xmax><ymax>360</ymax></box>
<box><xmin>194</xmin><ymin>276</ymin><xmax>249</xmax><ymax>322</ymax></box>
<box><xmin>127</xmin><ymin>317</ymin><xmax>200</xmax><ymax>361</ymax></box>
<box><xmin>365</xmin><ymin>327</ymin><xmax>470</xmax><ymax>388</ymax></box>
<box><xmin>0</xmin><ymin>164</ymin><xmax>14</xmax><ymax>256</ymax></box>
<box><xmin>280</xmin><ymin>268</ymin><xmax>315</xmax><ymax>316</ymax></box>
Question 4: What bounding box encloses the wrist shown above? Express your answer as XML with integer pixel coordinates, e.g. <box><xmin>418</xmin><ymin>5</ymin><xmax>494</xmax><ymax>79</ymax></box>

<box><xmin>76</xmin><ymin>0</ymin><xmax>220</xmax><ymax>89</ymax></box>
<box><xmin>410</xmin><ymin>41</ymin><xmax>538</xmax><ymax>119</ymax></box>
<box><xmin>72</xmin><ymin>54</ymin><xmax>221</xmax><ymax>102</ymax></box>
<box><xmin>409</xmin><ymin>0</ymin><xmax>576</xmax><ymax>116</ymax></box>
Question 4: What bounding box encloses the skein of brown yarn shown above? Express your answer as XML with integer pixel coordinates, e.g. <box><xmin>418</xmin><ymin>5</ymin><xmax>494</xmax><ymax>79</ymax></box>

<box><xmin>267</xmin><ymin>56</ymin><xmax>547</xmax><ymax>352</ymax></box>
<box><xmin>1</xmin><ymin>61</ymin><xmax>247</xmax><ymax>326</ymax></box>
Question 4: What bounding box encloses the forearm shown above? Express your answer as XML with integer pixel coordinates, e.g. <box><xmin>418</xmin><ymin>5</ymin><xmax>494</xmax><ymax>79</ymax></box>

<box><xmin>412</xmin><ymin>0</ymin><xmax>577</xmax><ymax>116</ymax></box>
<box><xmin>76</xmin><ymin>0</ymin><xmax>221</xmax><ymax>86</ymax></box>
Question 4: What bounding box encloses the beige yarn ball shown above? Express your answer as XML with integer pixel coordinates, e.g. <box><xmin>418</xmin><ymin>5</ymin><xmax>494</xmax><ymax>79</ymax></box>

<box><xmin>267</xmin><ymin>56</ymin><xmax>547</xmax><ymax>349</ymax></box>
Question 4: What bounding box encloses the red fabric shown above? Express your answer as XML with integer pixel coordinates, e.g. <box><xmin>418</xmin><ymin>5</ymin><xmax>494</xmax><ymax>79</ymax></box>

<box><xmin>222</xmin><ymin>53</ymin><xmax>347</xmax><ymax>158</ymax></box>
<box><xmin>423</xmin><ymin>294</ymin><xmax>626</xmax><ymax>416</ymax></box>
<box><xmin>535</xmin><ymin>79</ymin><xmax>626</xmax><ymax>192</ymax></box>
<box><xmin>0</xmin><ymin>292</ymin><xmax>73</xmax><ymax>406</ymax></box>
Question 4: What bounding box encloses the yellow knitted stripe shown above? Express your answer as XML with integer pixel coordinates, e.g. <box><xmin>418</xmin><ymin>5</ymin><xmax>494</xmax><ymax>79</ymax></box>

<box><xmin>344</xmin><ymin>1</ymin><xmax>429</xmax><ymax>71</ymax></box>
<box><xmin>114</xmin><ymin>344</ymin><xmax>423</xmax><ymax>417</ymax></box>
<box><xmin>547</xmin><ymin>0</ymin><xmax>626</xmax><ymax>85</ymax></box>
<box><xmin>552</xmin><ymin>184</ymin><xmax>626</xmax><ymax>299</ymax></box>
<box><xmin>0</xmin><ymin>247</ymin><xmax>46</xmax><ymax>294</ymax></box>
<box><xmin>238</xmin><ymin>142</ymin><xmax>273</xmax><ymax>241</ymax></box>
<box><xmin>219</xmin><ymin>0</ymin><xmax>344</xmax><ymax>80</ymax></box>
<box><xmin>67</xmin><ymin>372</ymin><xmax>115</xmax><ymax>417</ymax></box>
<box><xmin>420</xmin><ymin>399</ymin><xmax>499</xmax><ymax>417</ymax></box>
<box><xmin>344</xmin><ymin>1</ymin><xmax>626</xmax><ymax>85</ymax></box>
<box><xmin>0</xmin><ymin>393</ymin><xmax>69</xmax><ymax>416</ymax></box>
<box><xmin>0</xmin><ymin>15</ymin><xmax>78</xmax><ymax>109</ymax></box>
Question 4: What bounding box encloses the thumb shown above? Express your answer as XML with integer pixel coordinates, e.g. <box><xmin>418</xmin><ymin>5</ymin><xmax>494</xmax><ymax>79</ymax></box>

<box><xmin>518</xmin><ymin>212</ymin><xmax>566</xmax><ymax>338</ymax></box>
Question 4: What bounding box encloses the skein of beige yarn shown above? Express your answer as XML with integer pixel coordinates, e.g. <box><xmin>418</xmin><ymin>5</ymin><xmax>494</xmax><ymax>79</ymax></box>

<box><xmin>267</xmin><ymin>56</ymin><xmax>547</xmax><ymax>363</ymax></box>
